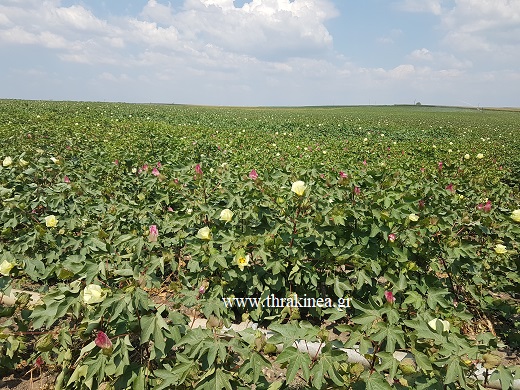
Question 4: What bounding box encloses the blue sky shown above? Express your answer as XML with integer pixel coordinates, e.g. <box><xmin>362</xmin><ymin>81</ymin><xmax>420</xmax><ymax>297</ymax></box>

<box><xmin>0</xmin><ymin>0</ymin><xmax>519</xmax><ymax>106</ymax></box>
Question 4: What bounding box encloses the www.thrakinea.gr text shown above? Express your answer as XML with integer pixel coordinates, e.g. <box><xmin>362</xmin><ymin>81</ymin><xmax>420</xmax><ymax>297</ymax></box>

<box><xmin>222</xmin><ymin>294</ymin><xmax>352</xmax><ymax>311</ymax></box>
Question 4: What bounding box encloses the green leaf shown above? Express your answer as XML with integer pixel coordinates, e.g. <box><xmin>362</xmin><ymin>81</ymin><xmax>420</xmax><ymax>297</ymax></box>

<box><xmin>275</xmin><ymin>346</ymin><xmax>311</xmax><ymax>384</ymax></box>
<box><xmin>310</xmin><ymin>349</ymin><xmax>344</xmax><ymax>388</ymax></box>
<box><xmin>444</xmin><ymin>356</ymin><xmax>463</xmax><ymax>385</ymax></box>
<box><xmin>195</xmin><ymin>367</ymin><xmax>233</xmax><ymax>390</ymax></box>
<box><xmin>239</xmin><ymin>351</ymin><xmax>271</xmax><ymax>383</ymax></box>
<box><xmin>426</xmin><ymin>288</ymin><xmax>451</xmax><ymax>310</ymax></box>
<box><xmin>365</xmin><ymin>371</ymin><xmax>393</xmax><ymax>390</ymax></box>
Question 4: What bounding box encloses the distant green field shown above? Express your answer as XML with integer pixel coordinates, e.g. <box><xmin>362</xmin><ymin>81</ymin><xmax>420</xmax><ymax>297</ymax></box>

<box><xmin>1</xmin><ymin>100</ymin><xmax>519</xmax><ymax>389</ymax></box>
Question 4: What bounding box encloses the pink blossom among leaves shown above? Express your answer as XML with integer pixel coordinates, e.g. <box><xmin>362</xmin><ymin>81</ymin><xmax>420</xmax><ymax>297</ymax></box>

<box><xmin>63</xmin><ymin>176</ymin><xmax>71</xmax><ymax>183</ymax></box>
<box><xmin>35</xmin><ymin>356</ymin><xmax>44</xmax><ymax>367</ymax></box>
<box><xmin>152</xmin><ymin>167</ymin><xmax>160</xmax><ymax>176</ymax></box>
<box><xmin>95</xmin><ymin>331</ymin><xmax>113</xmax><ymax>355</ymax></box>
<box><xmin>95</xmin><ymin>331</ymin><xmax>112</xmax><ymax>349</ymax></box>
<box><xmin>195</xmin><ymin>164</ymin><xmax>203</xmax><ymax>176</ymax></box>
<box><xmin>384</xmin><ymin>291</ymin><xmax>396</xmax><ymax>304</ymax></box>
<box><xmin>149</xmin><ymin>225</ymin><xmax>159</xmax><ymax>242</ymax></box>
<box><xmin>249</xmin><ymin>169</ymin><xmax>258</xmax><ymax>180</ymax></box>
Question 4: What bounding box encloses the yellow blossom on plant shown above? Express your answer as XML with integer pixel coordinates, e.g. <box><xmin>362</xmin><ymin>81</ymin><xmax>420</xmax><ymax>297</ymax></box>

<box><xmin>236</xmin><ymin>254</ymin><xmax>250</xmax><ymax>271</ymax></box>
<box><xmin>0</xmin><ymin>260</ymin><xmax>15</xmax><ymax>276</ymax></box>
<box><xmin>219</xmin><ymin>209</ymin><xmax>233</xmax><ymax>223</ymax></box>
<box><xmin>196</xmin><ymin>226</ymin><xmax>212</xmax><ymax>240</ymax></box>
<box><xmin>291</xmin><ymin>180</ymin><xmax>306</xmax><ymax>196</ymax></box>
<box><xmin>428</xmin><ymin>318</ymin><xmax>450</xmax><ymax>332</ymax></box>
<box><xmin>2</xmin><ymin>156</ymin><xmax>12</xmax><ymax>167</ymax></box>
<box><xmin>50</xmin><ymin>157</ymin><xmax>59</xmax><ymax>164</ymax></box>
<box><xmin>408</xmin><ymin>213</ymin><xmax>419</xmax><ymax>222</ymax></box>
<box><xmin>44</xmin><ymin>215</ymin><xmax>58</xmax><ymax>227</ymax></box>
<box><xmin>511</xmin><ymin>210</ymin><xmax>520</xmax><ymax>222</ymax></box>
<box><xmin>464</xmin><ymin>154</ymin><xmax>470</xmax><ymax>160</ymax></box>
<box><xmin>83</xmin><ymin>284</ymin><xmax>106</xmax><ymax>305</ymax></box>
<box><xmin>494</xmin><ymin>244</ymin><xmax>507</xmax><ymax>254</ymax></box>
<box><xmin>476</xmin><ymin>153</ymin><xmax>484</xmax><ymax>159</ymax></box>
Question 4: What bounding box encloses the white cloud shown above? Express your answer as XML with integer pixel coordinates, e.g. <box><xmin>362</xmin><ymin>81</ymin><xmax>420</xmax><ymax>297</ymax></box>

<box><xmin>140</xmin><ymin>0</ymin><xmax>176</xmax><ymax>25</ymax></box>
<box><xmin>409</xmin><ymin>48</ymin><xmax>433</xmax><ymax>61</ymax></box>
<box><xmin>441</xmin><ymin>0</ymin><xmax>520</xmax><ymax>51</ymax></box>
<box><xmin>396</xmin><ymin>0</ymin><xmax>444</xmax><ymax>15</ymax></box>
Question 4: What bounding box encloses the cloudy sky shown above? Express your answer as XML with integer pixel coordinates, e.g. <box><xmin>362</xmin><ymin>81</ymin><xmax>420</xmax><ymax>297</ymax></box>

<box><xmin>0</xmin><ymin>0</ymin><xmax>519</xmax><ymax>106</ymax></box>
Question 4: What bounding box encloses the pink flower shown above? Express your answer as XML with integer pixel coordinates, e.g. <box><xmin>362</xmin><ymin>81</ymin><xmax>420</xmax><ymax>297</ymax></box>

<box><xmin>152</xmin><ymin>167</ymin><xmax>160</xmax><ymax>176</ymax></box>
<box><xmin>477</xmin><ymin>203</ymin><xmax>484</xmax><ymax>211</ymax></box>
<box><xmin>157</xmin><ymin>162</ymin><xmax>162</xmax><ymax>168</ymax></box>
<box><xmin>199</xmin><ymin>285</ymin><xmax>207</xmax><ymax>294</ymax></box>
<box><xmin>249</xmin><ymin>169</ymin><xmax>258</xmax><ymax>180</ymax></box>
<box><xmin>195</xmin><ymin>164</ymin><xmax>203</xmax><ymax>176</ymax></box>
<box><xmin>114</xmin><ymin>160</ymin><xmax>119</xmax><ymax>165</ymax></box>
<box><xmin>142</xmin><ymin>164</ymin><xmax>148</xmax><ymax>171</ymax></box>
<box><xmin>63</xmin><ymin>176</ymin><xmax>71</xmax><ymax>183</ymax></box>
<box><xmin>420</xmin><ymin>167</ymin><xmax>425</xmax><ymax>173</ymax></box>
<box><xmin>483</xmin><ymin>200</ymin><xmax>492</xmax><ymax>213</ymax></box>
<box><xmin>362</xmin><ymin>160</ymin><xmax>367</xmax><ymax>166</ymax></box>
<box><xmin>148</xmin><ymin>225</ymin><xmax>159</xmax><ymax>242</ymax></box>
<box><xmin>95</xmin><ymin>331</ymin><xmax>113</xmax><ymax>355</ymax></box>
<box><xmin>384</xmin><ymin>291</ymin><xmax>396</xmax><ymax>304</ymax></box>
<box><xmin>168</xmin><ymin>207</ymin><xmax>174</xmax><ymax>212</ymax></box>
<box><xmin>339</xmin><ymin>171</ymin><xmax>348</xmax><ymax>179</ymax></box>
<box><xmin>438</xmin><ymin>161</ymin><xmax>443</xmax><ymax>171</ymax></box>
<box><xmin>446</xmin><ymin>183</ymin><xmax>454</xmax><ymax>193</ymax></box>
<box><xmin>388</xmin><ymin>233</ymin><xmax>396</xmax><ymax>242</ymax></box>
<box><xmin>35</xmin><ymin>356</ymin><xmax>44</xmax><ymax>367</ymax></box>
<box><xmin>354</xmin><ymin>186</ymin><xmax>361</xmax><ymax>195</ymax></box>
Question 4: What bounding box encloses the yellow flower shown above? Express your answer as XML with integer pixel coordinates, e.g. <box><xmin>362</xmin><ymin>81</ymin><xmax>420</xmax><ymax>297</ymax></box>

<box><xmin>83</xmin><ymin>284</ymin><xmax>106</xmax><ymax>305</ymax></box>
<box><xmin>2</xmin><ymin>156</ymin><xmax>12</xmax><ymax>167</ymax></box>
<box><xmin>236</xmin><ymin>254</ymin><xmax>250</xmax><ymax>271</ymax></box>
<box><xmin>511</xmin><ymin>209</ymin><xmax>520</xmax><ymax>223</ymax></box>
<box><xmin>19</xmin><ymin>159</ymin><xmax>29</xmax><ymax>167</ymax></box>
<box><xmin>464</xmin><ymin>154</ymin><xmax>470</xmax><ymax>160</ymax></box>
<box><xmin>408</xmin><ymin>213</ymin><xmax>419</xmax><ymax>222</ymax></box>
<box><xmin>50</xmin><ymin>157</ymin><xmax>59</xmax><ymax>164</ymax></box>
<box><xmin>494</xmin><ymin>244</ymin><xmax>507</xmax><ymax>254</ymax></box>
<box><xmin>219</xmin><ymin>209</ymin><xmax>234</xmax><ymax>223</ymax></box>
<box><xmin>44</xmin><ymin>215</ymin><xmax>58</xmax><ymax>227</ymax></box>
<box><xmin>0</xmin><ymin>260</ymin><xmax>15</xmax><ymax>276</ymax></box>
<box><xmin>428</xmin><ymin>318</ymin><xmax>450</xmax><ymax>332</ymax></box>
<box><xmin>196</xmin><ymin>226</ymin><xmax>212</xmax><ymax>240</ymax></box>
<box><xmin>476</xmin><ymin>153</ymin><xmax>484</xmax><ymax>159</ymax></box>
<box><xmin>291</xmin><ymin>180</ymin><xmax>306</xmax><ymax>196</ymax></box>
